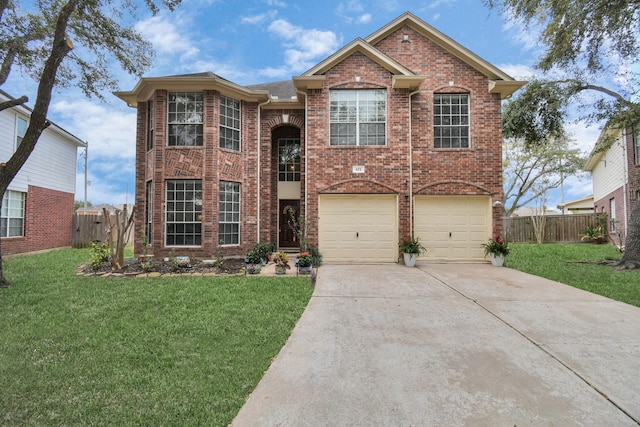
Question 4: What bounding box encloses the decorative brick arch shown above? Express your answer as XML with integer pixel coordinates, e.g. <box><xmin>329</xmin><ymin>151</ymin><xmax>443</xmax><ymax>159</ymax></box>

<box><xmin>319</xmin><ymin>178</ymin><xmax>401</xmax><ymax>194</ymax></box>
<box><xmin>265</xmin><ymin>114</ymin><xmax>304</xmax><ymax>130</ymax></box>
<box><xmin>415</xmin><ymin>180</ymin><xmax>495</xmax><ymax>196</ymax></box>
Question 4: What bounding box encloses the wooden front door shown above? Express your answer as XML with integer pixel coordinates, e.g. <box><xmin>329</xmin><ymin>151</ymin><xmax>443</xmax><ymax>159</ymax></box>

<box><xmin>279</xmin><ymin>200</ymin><xmax>299</xmax><ymax>248</ymax></box>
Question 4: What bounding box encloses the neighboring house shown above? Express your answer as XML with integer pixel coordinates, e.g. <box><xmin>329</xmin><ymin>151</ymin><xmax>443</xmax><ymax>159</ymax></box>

<box><xmin>76</xmin><ymin>203</ymin><xmax>118</xmax><ymax>216</ymax></box>
<box><xmin>115</xmin><ymin>12</ymin><xmax>525</xmax><ymax>262</ymax></box>
<box><xmin>584</xmin><ymin>124</ymin><xmax>640</xmax><ymax>246</ymax></box>
<box><xmin>557</xmin><ymin>195</ymin><xmax>595</xmax><ymax>214</ymax></box>
<box><xmin>0</xmin><ymin>90</ymin><xmax>86</xmax><ymax>255</ymax></box>
<box><xmin>511</xmin><ymin>206</ymin><xmax>560</xmax><ymax>217</ymax></box>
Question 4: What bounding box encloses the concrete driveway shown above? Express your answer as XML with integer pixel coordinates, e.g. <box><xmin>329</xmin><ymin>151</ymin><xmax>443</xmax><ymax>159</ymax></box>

<box><xmin>232</xmin><ymin>263</ymin><xmax>640</xmax><ymax>426</ymax></box>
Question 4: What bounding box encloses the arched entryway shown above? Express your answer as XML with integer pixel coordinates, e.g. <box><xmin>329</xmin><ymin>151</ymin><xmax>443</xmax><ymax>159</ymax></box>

<box><xmin>271</xmin><ymin>125</ymin><xmax>301</xmax><ymax>249</ymax></box>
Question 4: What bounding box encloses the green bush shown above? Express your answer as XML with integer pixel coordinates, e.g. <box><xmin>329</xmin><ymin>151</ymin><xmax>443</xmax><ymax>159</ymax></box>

<box><xmin>89</xmin><ymin>242</ymin><xmax>110</xmax><ymax>269</ymax></box>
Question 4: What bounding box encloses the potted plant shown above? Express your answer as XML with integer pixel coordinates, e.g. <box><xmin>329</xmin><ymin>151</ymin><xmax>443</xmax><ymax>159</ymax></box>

<box><xmin>252</xmin><ymin>241</ymin><xmax>275</xmax><ymax>265</ymax></box>
<box><xmin>399</xmin><ymin>235</ymin><xmax>427</xmax><ymax>267</ymax></box>
<box><xmin>245</xmin><ymin>249</ymin><xmax>263</xmax><ymax>274</ymax></box>
<box><xmin>482</xmin><ymin>235</ymin><xmax>510</xmax><ymax>266</ymax></box>
<box><xmin>273</xmin><ymin>251</ymin><xmax>291</xmax><ymax>275</ymax></box>
<box><xmin>297</xmin><ymin>251</ymin><xmax>313</xmax><ymax>275</ymax></box>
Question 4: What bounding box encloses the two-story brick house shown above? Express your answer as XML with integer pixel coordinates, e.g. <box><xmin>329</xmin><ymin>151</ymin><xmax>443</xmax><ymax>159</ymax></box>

<box><xmin>115</xmin><ymin>12</ymin><xmax>524</xmax><ymax>263</ymax></box>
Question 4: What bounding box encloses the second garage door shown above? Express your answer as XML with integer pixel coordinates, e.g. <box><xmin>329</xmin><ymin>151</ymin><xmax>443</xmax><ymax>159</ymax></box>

<box><xmin>414</xmin><ymin>195</ymin><xmax>490</xmax><ymax>261</ymax></box>
<box><xmin>319</xmin><ymin>194</ymin><xmax>398</xmax><ymax>263</ymax></box>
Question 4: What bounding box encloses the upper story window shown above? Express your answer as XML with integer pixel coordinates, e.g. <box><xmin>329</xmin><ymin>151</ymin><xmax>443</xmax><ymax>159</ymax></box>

<box><xmin>16</xmin><ymin>116</ymin><xmax>27</xmax><ymax>148</ymax></box>
<box><xmin>278</xmin><ymin>139</ymin><xmax>300</xmax><ymax>181</ymax></box>
<box><xmin>168</xmin><ymin>92</ymin><xmax>203</xmax><ymax>146</ymax></box>
<box><xmin>1</xmin><ymin>190</ymin><xmax>25</xmax><ymax>237</ymax></box>
<box><xmin>147</xmin><ymin>99</ymin><xmax>154</xmax><ymax>150</ymax></box>
<box><xmin>220</xmin><ymin>95</ymin><xmax>241</xmax><ymax>151</ymax></box>
<box><xmin>330</xmin><ymin>89</ymin><xmax>386</xmax><ymax>146</ymax></box>
<box><xmin>434</xmin><ymin>94</ymin><xmax>469</xmax><ymax>148</ymax></box>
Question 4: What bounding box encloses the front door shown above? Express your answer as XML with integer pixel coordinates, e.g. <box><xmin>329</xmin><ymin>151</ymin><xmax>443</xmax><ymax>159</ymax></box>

<box><xmin>279</xmin><ymin>200</ymin><xmax>299</xmax><ymax>248</ymax></box>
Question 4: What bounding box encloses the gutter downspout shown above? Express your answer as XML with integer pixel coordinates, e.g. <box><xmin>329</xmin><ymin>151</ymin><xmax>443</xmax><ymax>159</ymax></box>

<box><xmin>257</xmin><ymin>96</ymin><xmax>271</xmax><ymax>243</ymax></box>
<box><xmin>294</xmin><ymin>88</ymin><xmax>309</xmax><ymax>221</ymax></box>
<box><xmin>408</xmin><ymin>88</ymin><xmax>421</xmax><ymax>237</ymax></box>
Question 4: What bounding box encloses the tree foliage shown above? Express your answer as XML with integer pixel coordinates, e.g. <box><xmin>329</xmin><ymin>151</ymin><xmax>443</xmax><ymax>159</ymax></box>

<box><xmin>503</xmin><ymin>137</ymin><xmax>585</xmax><ymax>217</ymax></box>
<box><xmin>0</xmin><ymin>0</ymin><xmax>183</xmax><ymax>286</ymax></box>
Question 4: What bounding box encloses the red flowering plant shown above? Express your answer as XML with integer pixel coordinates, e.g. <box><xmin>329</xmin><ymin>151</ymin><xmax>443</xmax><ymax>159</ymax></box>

<box><xmin>399</xmin><ymin>235</ymin><xmax>427</xmax><ymax>255</ymax></box>
<box><xmin>297</xmin><ymin>251</ymin><xmax>313</xmax><ymax>267</ymax></box>
<box><xmin>482</xmin><ymin>235</ymin><xmax>510</xmax><ymax>257</ymax></box>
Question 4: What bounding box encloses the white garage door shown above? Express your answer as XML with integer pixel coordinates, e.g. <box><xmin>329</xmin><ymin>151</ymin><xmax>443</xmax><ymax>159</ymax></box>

<box><xmin>414</xmin><ymin>196</ymin><xmax>491</xmax><ymax>261</ymax></box>
<box><xmin>319</xmin><ymin>194</ymin><xmax>398</xmax><ymax>263</ymax></box>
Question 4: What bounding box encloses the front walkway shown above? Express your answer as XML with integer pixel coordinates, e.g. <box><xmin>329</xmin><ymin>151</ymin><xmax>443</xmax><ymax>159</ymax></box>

<box><xmin>232</xmin><ymin>263</ymin><xmax>639</xmax><ymax>426</ymax></box>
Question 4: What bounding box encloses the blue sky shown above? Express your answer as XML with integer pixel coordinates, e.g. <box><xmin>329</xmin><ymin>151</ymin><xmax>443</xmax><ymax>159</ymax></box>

<box><xmin>4</xmin><ymin>0</ymin><xmax>599</xmax><ymax>209</ymax></box>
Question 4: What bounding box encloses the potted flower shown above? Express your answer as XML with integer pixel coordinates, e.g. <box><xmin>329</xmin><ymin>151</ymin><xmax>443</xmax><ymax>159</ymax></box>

<box><xmin>399</xmin><ymin>235</ymin><xmax>427</xmax><ymax>267</ymax></box>
<box><xmin>273</xmin><ymin>251</ymin><xmax>291</xmax><ymax>275</ymax></box>
<box><xmin>482</xmin><ymin>235</ymin><xmax>510</xmax><ymax>266</ymax></box>
<box><xmin>297</xmin><ymin>251</ymin><xmax>313</xmax><ymax>275</ymax></box>
<box><xmin>580</xmin><ymin>225</ymin><xmax>604</xmax><ymax>244</ymax></box>
<box><xmin>245</xmin><ymin>249</ymin><xmax>263</xmax><ymax>274</ymax></box>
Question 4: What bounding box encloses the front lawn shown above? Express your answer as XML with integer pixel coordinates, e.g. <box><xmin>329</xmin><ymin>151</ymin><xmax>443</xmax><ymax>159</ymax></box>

<box><xmin>0</xmin><ymin>248</ymin><xmax>313</xmax><ymax>426</ymax></box>
<box><xmin>507</xmin><ymin>243</ymin><xmax>640</xmax><ymax>308</ymax></box>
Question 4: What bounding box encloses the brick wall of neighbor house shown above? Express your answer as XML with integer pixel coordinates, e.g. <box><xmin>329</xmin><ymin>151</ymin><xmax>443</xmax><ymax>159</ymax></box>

<box><xmin>135</xmin><ymin>90</ymin><xmax>261</xmax><ymax>259</ymax></box>
<box><xmin>594</xmin><ymin>187</ymin><xmax>626</xmax><ymax>244</ymax></box>
<box><xmin>625</xmin><ymin>126</ymin><xmax>640</xmax><ymax>218</ymax></box>
<box><xmin>3</xmin><ymin>186</ymin><xmax>74</xmax><ymax>255</ymax></box>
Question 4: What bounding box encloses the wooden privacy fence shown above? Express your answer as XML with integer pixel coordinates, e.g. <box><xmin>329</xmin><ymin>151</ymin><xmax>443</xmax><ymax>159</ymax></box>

<box><xmin>72</xmin><ymin>214</ymin><xmax>134</xmax><ymax>248</ymax></box>
<box><xmin>503</xmin><ymin>213</ymin><xmax>599</xmax><ymax>243</ymax></box>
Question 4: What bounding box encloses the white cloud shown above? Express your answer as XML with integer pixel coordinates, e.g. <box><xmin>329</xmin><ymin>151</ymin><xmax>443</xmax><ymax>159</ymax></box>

<box><xmin>264</xmin><ymin>0</ymin><xmax>287</xmax><ymax>6</ymax></box>
<box><xmin>241</xmin><ymin>10</ymin><xmax>278</xmax><ymax>25</ymax></box>
<box><xmin>497</xmin><ymin>63</ymin><xmax>536</xmax><ymax>80</ymax></box>
<box><xmin>336</xmin><ymin>1</ymin><xmax>372</xmax><ymax>24</ymax></box>
<box><xmin>135</xmin><ymin>15</ymin><xmax>199</xmax><ymax>60</ymax></box>
<box><xmin>356</xmin><ymin>13</ymin><xmax>372</xmax><ymax>24</ymax></box>
<box><xmin>268</xmin><ymin>19</ymin><xmax>340</xmax><ymax>72</ymax></box>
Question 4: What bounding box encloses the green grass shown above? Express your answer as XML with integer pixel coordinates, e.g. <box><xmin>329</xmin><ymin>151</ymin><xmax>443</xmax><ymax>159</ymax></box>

<box><xmin>0</xmin><ymin>248</ymin><xmax>313</xmax><ymax>426</ymax></box>
<box><xmin>507</xmin><ymin>243</ymin><xmax>640</xmax><ymax>308</ymax></box>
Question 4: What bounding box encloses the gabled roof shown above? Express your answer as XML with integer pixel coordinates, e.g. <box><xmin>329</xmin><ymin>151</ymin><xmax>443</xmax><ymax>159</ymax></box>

<box><xmin>0</xmin><ymin>90</ymin><xmax>86</xmax><ymax>148</ymax></box>
<box><xmin>114</xmin><ymin>72</ymin><xmax>270</xmax><ymax>107</ymax></box>
<box><xmin>584</xmin><ymin>126</ymin><xmax>620</xmax><ymax>171</ymax></box>
<box><xmin>295</xmin><ymin>11</ymin><xmax>525</xmax><ymax>99</ymax></box>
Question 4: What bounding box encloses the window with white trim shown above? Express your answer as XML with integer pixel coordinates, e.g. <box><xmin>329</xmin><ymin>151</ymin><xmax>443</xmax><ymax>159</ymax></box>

<box><xmin>168</xmin><ymin>92</ymin><xmax>203</xmax><ymax>146</ymax></box>
<box><xmin>165</xmin><ymin>180</ymin><xmax>202</xmax><ymax>246</ymax></box>
<box><xmin>220</xmin><ymin>96</ymin><xmax>241</xmax><ymax>151</ymax></box>
<box><xmin>634</xmin><ymin>122</ymin><xmax>640</xmax><ymax>165</ymax></box>
<box><xmin>278</xmin><ymin>139</ymin><xmax>300</xmax><ymax>181</ymax></box>
<box><xmin>147</xmin><ymin>99</ymin><xmax>154</xmax><ymax>150</ymax></box>
<box><xmin>330</xmin><ymin>89</ymin><xmax>386</xmax><ymax>146</ymax></box>
<box><xmin>1</xmin><ymin>190</ymin><xmax>25</xmax><ymax>237</ymax></box>
<box><xmin>434</xmin><ymin>94</ymin><xmax>470</xmax><ymax>148</ymax></box>
<box><xmin>610</xmin><ymin>198</ymin><xmax>616</xmax><ymax>232</ymax></box>
<box><xmin>219</xmin><ymin>181</ymin><xmax>240</xmax><ymax>245</ymax></box>
<box><xmin>145</xmin><ymin>181</ymin><xmax>152</xmax><ymax>244</ymax></box>
<box><xmin>16</xmin><ymin>116</ymin><xmax>27</xmax><ymax>148</ymax></box>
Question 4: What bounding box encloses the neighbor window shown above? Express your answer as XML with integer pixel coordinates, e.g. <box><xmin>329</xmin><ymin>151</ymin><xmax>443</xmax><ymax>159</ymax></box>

<box><xmin>165</xmin><ymin>180</ymin><xmax>202</xmax><ymax>246</ymax></box>
<box><xmin>145</xmin><ymin>181</ymin><xmax>152</xmax><ymax>244</ymax></box>
<box><xmin>278</xmin><ymin>139</ymin><xmax>300</xmax><ymax>181</ymax></box>
<box><xmin>219</xmin><ymin>181</ymin><xmax>240</xmax><ymax>245</ymax></box>
<box><xmin>610</xmin><ymin>198</ymin><xmax>616</xmax><ymax>232</ymax></box>
<box><xmin>330</xmin><ymin>89</ymin><xmax>386</xmax><ymax>146</ymax></box>
<box><xmin>16</xmin><ymin>116</ymin><xmax>27</xmax><ymax>148</ymax></box>
<box><xmin>147</xmin><ymin>99</ymin><xmax>155</xmax><ymax>150</ymax></box>
<box><xmin>168</xmin><ymin>92</ymin><xmax>203</xmax><ymax>146</ymax></box>
<box><xmin>434</xmin><ymin>93</ymin><xmax>470</xmax><ymax>148</ymax></box>
<box><xmin>220</xmin><ymin>95</ymin><xmax>241</xmax><ymax>150</ymax></box>
<box><xmin>634</xmin><ymin>122</ymin><xmax>640</xmax><ymax>165</ymax></box>
<box><xmin>1</xmin><ymin>190</ymin><xmax>25</xmax><ymax>237</ymax></box>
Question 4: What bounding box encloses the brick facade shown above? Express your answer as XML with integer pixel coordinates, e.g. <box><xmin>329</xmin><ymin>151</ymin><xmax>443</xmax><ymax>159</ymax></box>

<box><xmin>122</xmin><ymin>13</ymin><xmax>519</xmax><ymax>260</ymax></box>
<box><xmin>3</xmin><ymin>186</ymin><xmax>75</xmax><ymax>255</ymax></box>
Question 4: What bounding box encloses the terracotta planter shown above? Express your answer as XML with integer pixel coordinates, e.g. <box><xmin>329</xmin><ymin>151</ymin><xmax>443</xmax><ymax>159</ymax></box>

<box><xmin>403</xmin><ymin>253</ymin><xmax>417</xmax><ymax>267</ymax></box>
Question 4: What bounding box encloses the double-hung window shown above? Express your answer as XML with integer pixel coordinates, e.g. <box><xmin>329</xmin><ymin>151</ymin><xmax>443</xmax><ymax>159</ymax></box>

<box><xmin>168</xmin><ymin>92</ymin><xmax>203</xmax><ymax>146</ymax></box>
<box><xmin>634</xmin><ymin>122</ymin><xmax>640</xmax><ymax>165</ymax></box>
<box><xmin>145</xmin><ymin>181</ymin><xmax>152</xmax><ymax>244</ymax></box>
<box><xmin>1</xmin><ymin>190</ymin><xmax>25</xmax><ymax>237</ymax></box>
<box><xmin>220</xmin><ymin>96</ymin><xmax>241</xmax><ymax>150</ymax></box>
<box><xmin>219</xmin><ymin>181</ymin><xmax>240</xmax><ymax>245</ymax></box>
<box><xmin>165</xmin><ymin>180</ymin><xmax>202</xmax><ymax>246</ymax></box>
<box><xmin>147</xmin><ymin>99</ymin><xmax>155</xmax><ymax>150</ymax></box>
<box><xmin>434</xmin><ymin>94</ymin><xmax>469</xmax><ymax>148</ymax></box>
<box><xmin>16</xmin><ymin>116</ymin><xmax>27</xmax><ymax>148</ymax></box>
<box><xmin>330</xmin><ymin>89</ymin><xmax>386</xmax><ymax>146</ymax></box>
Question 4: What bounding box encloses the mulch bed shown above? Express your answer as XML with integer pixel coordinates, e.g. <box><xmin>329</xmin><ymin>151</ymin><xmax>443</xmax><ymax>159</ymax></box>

<box><xmin>79</xmin><ymin>257</ymin><xmax>246</xmax><ymax>276</ymax></box>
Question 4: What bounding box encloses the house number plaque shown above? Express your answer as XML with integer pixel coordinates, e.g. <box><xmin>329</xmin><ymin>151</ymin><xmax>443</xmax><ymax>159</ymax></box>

<box><xmin>352</xmin><ymin>165</ymin><xmax>365</xmax><ymax>174</ymax></box>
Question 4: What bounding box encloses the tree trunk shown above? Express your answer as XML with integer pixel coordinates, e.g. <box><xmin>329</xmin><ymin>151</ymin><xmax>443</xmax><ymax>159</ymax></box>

<box><xmin>0</xmin><ymin>235</ymin><xmax>7</xmax><ymax>288</ymax></box>
<box><xmin>620</xmin><ymin>197</ymin><xmax>640</xmax><ymax>268</ymax></box>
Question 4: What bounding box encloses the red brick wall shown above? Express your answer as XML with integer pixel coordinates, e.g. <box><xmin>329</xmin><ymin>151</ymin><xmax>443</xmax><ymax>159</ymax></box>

<box><xmin>3</xmin><ymin>185</ymin><xmax>74</xmax><ymax>255</ymax></box>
